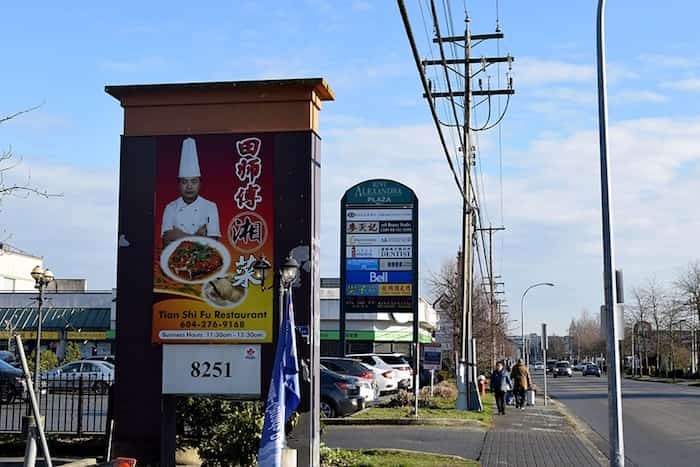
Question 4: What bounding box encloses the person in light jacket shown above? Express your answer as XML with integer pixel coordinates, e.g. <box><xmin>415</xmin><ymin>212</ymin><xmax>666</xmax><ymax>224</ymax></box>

<box><xmin>510</xmin><ymin>359</ymin><xmax>532</xmax><ymax>409</ymax></box>
<box><xmin>490</xmin><ymin>360</ymin><xmax>512</xmax><ymax>416</ymax></box>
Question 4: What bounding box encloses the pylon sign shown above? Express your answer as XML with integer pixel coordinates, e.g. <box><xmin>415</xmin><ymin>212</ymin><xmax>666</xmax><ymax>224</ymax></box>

<box><xmin>340</xmin><ymin>179</ymin><xmax>418</xmax><ymax>315</ymax></box>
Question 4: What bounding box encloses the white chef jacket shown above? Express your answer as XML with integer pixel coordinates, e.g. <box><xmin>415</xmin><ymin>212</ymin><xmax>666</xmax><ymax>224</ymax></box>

<box><xmin>161</xmin><ymin>196</ymin><xmax>221</xmax><ymax>237</ymax></box>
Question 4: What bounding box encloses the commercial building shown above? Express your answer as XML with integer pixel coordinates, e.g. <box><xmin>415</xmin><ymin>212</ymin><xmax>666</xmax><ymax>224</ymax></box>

<box><xmin>319</xmin><ymin>278</ymin><xmax>437</xmax><ymax>356</ymax></box>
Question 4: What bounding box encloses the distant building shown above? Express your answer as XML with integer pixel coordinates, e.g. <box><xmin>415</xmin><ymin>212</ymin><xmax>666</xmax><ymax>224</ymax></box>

<box><xmin>0</xmin><ymin>243</ymin><xmax>43</xmax><ymax>291</ymax></box>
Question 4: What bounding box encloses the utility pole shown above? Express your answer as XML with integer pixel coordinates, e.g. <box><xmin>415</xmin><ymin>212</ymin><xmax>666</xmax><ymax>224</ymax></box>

<box><xmin>424</xmin><ymin>4</ymin><xmax>513</xmax><ymax>412</ymax></box>
<box><xmin>476</xmin><ymin>225</ymin><xmax>505</xmax><ymax>369</ymax></box>
<box><xmin>398</xmin><ymin>0</ymin><xmax>514</xmax><ymax>411</ymax></box>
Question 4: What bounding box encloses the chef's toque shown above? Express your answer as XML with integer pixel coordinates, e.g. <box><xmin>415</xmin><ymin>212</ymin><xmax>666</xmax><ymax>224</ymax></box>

<box><xmin>178</xmin><ymin>137</ymin><xmax>201</xmax><ymax>178</ymax></box>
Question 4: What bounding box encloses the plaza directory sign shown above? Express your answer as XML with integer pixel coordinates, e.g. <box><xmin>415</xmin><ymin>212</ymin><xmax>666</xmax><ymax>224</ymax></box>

<box><xmin>340</xmin><ymin>179</ymin><xmax>418</xmax><ymax>354</ymax></box>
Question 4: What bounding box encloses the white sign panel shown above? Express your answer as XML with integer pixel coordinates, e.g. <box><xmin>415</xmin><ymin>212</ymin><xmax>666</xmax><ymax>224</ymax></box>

<box><xmin>346</xmin><ymin>246</ymin><xmax>413</xmax><ymax>258</ymax></box>
<box><xmin>162</xmin><ymin>344</ymin><xmax>261</xmax><ymax>396</ymax></box>
<box><xmin>346</xmin><ymin>234</ymin><xmax>412</xmax><ymax>246</ymax></box>
<box><xmin>346</xmin><ymin>208</ymin><xmax>413</xmax><ymax>221</ymax></box>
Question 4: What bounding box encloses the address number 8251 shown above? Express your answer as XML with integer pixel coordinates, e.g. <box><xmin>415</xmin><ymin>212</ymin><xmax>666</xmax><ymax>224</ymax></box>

<box><xmin>190</xmin><ymin>361</ymin><xmax>232</xmax><ymax>378</ymax></box>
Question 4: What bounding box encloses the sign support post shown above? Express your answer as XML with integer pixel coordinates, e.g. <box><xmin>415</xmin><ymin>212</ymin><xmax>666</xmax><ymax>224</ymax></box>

<box><xmin>541</xmin><ymin>323</ymin><xmax>548</xmax><ymax>406</ymax></box>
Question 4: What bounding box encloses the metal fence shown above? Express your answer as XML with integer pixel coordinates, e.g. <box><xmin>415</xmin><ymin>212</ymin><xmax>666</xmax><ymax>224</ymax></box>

<box><xmin>0</xmin><ymin>374</ymin><xmax>113</xmax><ymax>435</ymax></box>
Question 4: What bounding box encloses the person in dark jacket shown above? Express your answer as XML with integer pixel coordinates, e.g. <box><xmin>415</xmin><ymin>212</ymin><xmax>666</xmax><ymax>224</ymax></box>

<box><xmin>490</xmin><ymin>360</ymin><xmax>512</xmax><ymax>415</ymax></box>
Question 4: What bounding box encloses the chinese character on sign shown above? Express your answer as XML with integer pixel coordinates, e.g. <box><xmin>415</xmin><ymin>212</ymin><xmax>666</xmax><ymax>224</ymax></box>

<box><xmin>231</xmin><ymin>215</ymin><xmax>262</xmax><ymax>244</ymax></box>
<box><xmin>234</xmin><ymin>183</ymin><xmax>262</xmax><ymax>210</ymax></box>
<box><xmin>235</xmin><ymin>157</ymin><xmax>262</xmax><ymax>184</ymax></box>
<box><xmin>233</xmin><ymin>255</ymin><xmax>261</xmax><ymax>287</ymax></box>
<box><xmin>234</xmin><ymin>137</ymin><xmax>263</xmax><ymax>211</ymax></box>
<box><xmin>236</xmin><ymin>138</ymin><xmax>261</xmax><ymax>157</ymax></box>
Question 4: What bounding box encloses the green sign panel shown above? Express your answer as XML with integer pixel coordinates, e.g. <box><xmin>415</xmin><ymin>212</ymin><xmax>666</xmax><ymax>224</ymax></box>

<box><xmin>345</xmin><ymin>179</ymin><xmax>415</xmax><ymax>205</ymax></box>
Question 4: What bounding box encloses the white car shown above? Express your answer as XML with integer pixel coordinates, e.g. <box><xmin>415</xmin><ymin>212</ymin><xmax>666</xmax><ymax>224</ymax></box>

<box><xmin>349</xmin><ymin>354</ymin><xmax>412</xmax><ymax>390</ymax></box>
<box><xmin>534</xmin><ymin>361</ymin><xmax>544</xmax><ymax>370</ymax></box>
<box><xmin>346</xmin><ymin>355</ymin><xmax>399</xmax><ymax>395</ymax></box>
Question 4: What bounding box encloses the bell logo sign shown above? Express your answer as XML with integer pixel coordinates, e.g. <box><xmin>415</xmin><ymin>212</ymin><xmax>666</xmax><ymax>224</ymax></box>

<box><xmin>369</xmin><ymin>272</ymin><xmax>388</xmax><ymax>283</ymax></box>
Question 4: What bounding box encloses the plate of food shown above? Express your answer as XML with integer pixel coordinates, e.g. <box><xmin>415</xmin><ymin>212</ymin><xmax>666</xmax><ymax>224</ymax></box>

<box><xmin>201</xmin><ymin>275</ymin><xmax>248</xmax><ymax>309</ymax></box>
<box><xmin>160</xmin><ymin>237</ymin><xmax>231</xmax><ymax>285</ymax></box>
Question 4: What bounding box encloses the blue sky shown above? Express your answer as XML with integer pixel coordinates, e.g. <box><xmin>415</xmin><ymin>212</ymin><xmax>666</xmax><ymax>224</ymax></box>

<box><xmin>2</xmin><ymin>1</ymin><xmax>699</xmax><ymax>335</ymax></box>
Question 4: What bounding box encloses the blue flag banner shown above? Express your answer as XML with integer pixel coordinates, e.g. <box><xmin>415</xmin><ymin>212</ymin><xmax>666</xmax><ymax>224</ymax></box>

<box><xmin>258</xmin><ymin>289</ymin><xmax>301</xmax><ymax>466</ymax></box>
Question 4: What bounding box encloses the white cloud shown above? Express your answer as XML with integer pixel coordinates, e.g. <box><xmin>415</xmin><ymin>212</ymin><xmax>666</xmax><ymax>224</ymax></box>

<box><xmin>637</xmin><ymin>54</ymin><xmax>696</xmax><ymax>69</ymax></box>
<box><xmin>613</xmin><ymin>90</ymin><xmax>667</xmax><ymax>103</ymax></box>
<box><xmin>494</xmin><ymin>117</ymin><xmax>700</xmax><ymax>332</ymax></box>
<box><xmin>1</xmin><ymin>159</ymin><xmax>118</xmax><ymax>289</ymax></box>
<box><xmin>663</xmin><ymin>78</ymin><xmax>700</xmax><ymax>91</ymax></box>
<box><xmin>516</xmin><ymin>58</ymin><xmax>595</xmax><ymax>86</ymax></box>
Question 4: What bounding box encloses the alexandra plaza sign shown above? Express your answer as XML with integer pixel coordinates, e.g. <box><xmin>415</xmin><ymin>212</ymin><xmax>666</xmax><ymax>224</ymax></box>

<box><xmin>339</xmin><ymin>179</ymin><xmax>418</xmax><ymax>354</ymax></box>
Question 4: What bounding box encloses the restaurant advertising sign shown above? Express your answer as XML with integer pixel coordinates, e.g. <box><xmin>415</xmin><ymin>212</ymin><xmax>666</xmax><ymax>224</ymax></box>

<box><xmin>340</xmin><ymin>179</ymin><xmax>418</xmax><ymax>316</ymax></box>
<box><xmin>152</xmin><ymin>135</ymin><xmax>274</xmax><ymax>344</ymax></box>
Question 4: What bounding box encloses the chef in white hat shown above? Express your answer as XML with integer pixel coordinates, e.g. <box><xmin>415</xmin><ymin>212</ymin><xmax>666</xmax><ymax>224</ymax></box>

<box><xmin>161</xmin><ymin>137</ymin><xmax>221</xmax><ymax>247</ymax></box>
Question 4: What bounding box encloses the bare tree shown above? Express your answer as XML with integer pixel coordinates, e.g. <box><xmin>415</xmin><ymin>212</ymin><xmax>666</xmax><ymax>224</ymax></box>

<box><xmin>675</xmin><ymin>261</ymin><xmax>700</xmax><ymax>371</ymax></box>
<box><xmin>629</xmin><ymin>287</ymin><xmax>652</xmax><ymax>371</ymax></box>
<box><xmin>568</xmin><ymin>309</ymin><xmax>604</xmax><ymax>361</ymax></box>
<box><xmin>1</xmin><ymin>105</ymin><xmax>58</xmax><ymax>204</ymax></box>
<box><xmin>428</xmin><ymin>254</ymin><xmax>510</xmax><ymax>375</ymax></box>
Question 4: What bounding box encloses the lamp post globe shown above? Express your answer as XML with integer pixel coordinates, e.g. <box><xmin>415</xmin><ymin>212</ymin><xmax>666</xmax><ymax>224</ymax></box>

<box><xmin>281</xmin><ymin>255</ymin><xmax>300</xmax><ymax>287</ymax></box>
<box><xmin>31</xmin><ymin>265</ymin><xmax>44</xmax><ymax>282</ymax></box>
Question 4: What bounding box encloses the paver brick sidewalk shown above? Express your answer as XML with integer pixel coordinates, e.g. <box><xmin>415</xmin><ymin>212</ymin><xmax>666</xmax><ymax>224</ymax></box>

<box><xmin>479</xmin><ymin>394</ymin><xmax>605</xmax><ymax>467</ymax></box>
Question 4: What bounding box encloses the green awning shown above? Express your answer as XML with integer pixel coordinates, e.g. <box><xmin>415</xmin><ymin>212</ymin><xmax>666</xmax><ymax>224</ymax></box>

<box><xmin>0</xmin><ymin>307</ymin><xmax>110</xmax><ymax>331</ymax></box>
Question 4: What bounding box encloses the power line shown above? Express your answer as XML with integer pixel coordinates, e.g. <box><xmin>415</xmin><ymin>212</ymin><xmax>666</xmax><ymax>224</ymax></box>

<box><xmin>397</xmin><ymin>0</ymin><xmax>468</xmax><ymax>203</ymax></box>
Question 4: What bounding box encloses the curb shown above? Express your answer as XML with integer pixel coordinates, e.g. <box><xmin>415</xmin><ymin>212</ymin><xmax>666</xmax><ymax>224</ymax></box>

<box><xmin>324</xmin><ymin>417</ymin><xmax>487</xmax><ymax>428</ymax></box>
<box><xmin>547</xmin><ymin>398</ymin><xmax>608</xmax><ymax>466</ymax></box>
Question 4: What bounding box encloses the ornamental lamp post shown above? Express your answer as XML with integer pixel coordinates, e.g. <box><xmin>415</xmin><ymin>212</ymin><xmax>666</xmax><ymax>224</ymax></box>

<box><xmin>253</xmin><ymin>255</ymin><xmax>300</xmax><ymax>324</ymax></box>
<box><xmin>30</xmin><ymin>266</ymin><xmax>54</xmax><ymax>399</ymax></box>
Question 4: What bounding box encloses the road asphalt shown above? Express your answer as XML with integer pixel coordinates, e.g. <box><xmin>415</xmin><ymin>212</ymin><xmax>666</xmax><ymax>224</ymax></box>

<box><xmin>534</xmin><ymin>369</ymin><xmax>700</xmax><ymax>467</ymax></box>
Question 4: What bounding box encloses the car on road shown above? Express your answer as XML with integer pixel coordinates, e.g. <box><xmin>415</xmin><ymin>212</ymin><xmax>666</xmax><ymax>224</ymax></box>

<box><xmin>583</xmin><ymin>364</ymin><xmax>602</xmax><ymax>377</ymax></box>
<box><xmin>533</xmin><ymin>361</ymin><xmax>544</xmax><ymax>370</ymax></box>
<box><xmin>553</xmin><ymin>361</ymin><xmax>573</xmax><ymax>377</ymax></box>
<box><xmin>0</xmin><ymin>359</ymin><xmax>25</xmax><ymax>404</ymax></box>
<box><xmin>321</xmin><ymin>357</ymin><xmax>378</xmax><ymax>402</ymax></box>
<box><xmin>573</xmin><ymin>362</ymin><xmax>586</xmax><ymax>372</ymax></box>
<box><xmin>42</xmin><ymin>360</ymin><xmax>114</xmax><ymax>394</ymax></box>
<box><xmin>320</xmin><ymin>367</ymin><xmax>364</xmax><ymax>418</ymax></box>
<box><xmin>546</xmin><ymin>360</ymin><xmax>557</xmax><ymax>373</ymax></box>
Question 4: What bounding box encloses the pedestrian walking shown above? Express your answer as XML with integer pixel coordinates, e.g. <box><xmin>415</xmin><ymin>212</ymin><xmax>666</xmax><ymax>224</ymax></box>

<box><xmin>490</xmin><ymin>360</ymin><xmax>512</xmax><ymax>416</ymax></box>
<box><xmin>510</xmin><ymin>358</ymin><xmax>532</xmax><ymax>409</ymax></box>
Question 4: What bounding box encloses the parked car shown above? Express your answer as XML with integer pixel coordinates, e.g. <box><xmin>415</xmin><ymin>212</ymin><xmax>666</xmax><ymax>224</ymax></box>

<box><xmin>85</xmin><ymin>355</ymin><xmax>116</xmax><ymax>365</ymax></box>
<box><xmin>349</xmin><ymin>354</ymin><xmax>412</xmax><ymax>389</ymax></box>
<box><xmin>42</xmin><ymin>360</ymin><xmax>114</xmax><ymax>394</ymax></box>
<box><xmin>320</xmin><ymin>367</ymin><xmax>364</xmax><ymax>418</ymax></box>
<box><xmin>533</xmin><ymin>361</ymin><xmax>544</xmax><ymax>370</ymax></box>
<box><xmin>0</xmin><ymin>359</ymin><xmax>25</xmax><ymax>404</ymax></box>
<box><xmin>346</xmin><ymin>354</ymin><xmax>400</xmax><ymax>394</ymax></box>
<box><xmin>321</xmin><ymin>357</ymin><xmax>377</xmax><ymax>402</ymax></box>
<box><xmin>546</xmin><ymin>360</ymin><xmax>557</xmax><ymax>373</ymax></box>
<box><xmin>402</xmin><ymin>356</ymin><xmax>432</xmax><ymax>387</ymax></box>
<box><xmin>553</xmin><ymin>361</ymin><xmax>573</xmax><ymax>378</ymax></box>
<box><xmin>583</xmin><ymin>364</ymin><xmax>602</xmax><ymax>377</ymax></box>
<box><xmin>0</xmin><ymin>350</ymin><xmax>17</xmax><ymax>365</ymax></box>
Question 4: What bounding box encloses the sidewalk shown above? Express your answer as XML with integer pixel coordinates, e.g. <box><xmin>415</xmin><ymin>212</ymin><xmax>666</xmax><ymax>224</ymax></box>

<box><xmin>479</xmin><ymin>394</ymin><xmax>605</xmax><ymax>467</ymax></box>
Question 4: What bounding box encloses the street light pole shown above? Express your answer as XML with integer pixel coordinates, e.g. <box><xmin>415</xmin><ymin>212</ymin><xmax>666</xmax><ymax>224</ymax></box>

<box><xmin>520</xmin><ymin>283</ymin><xmax>554</xmax><ymax>363</ymax></box>
<box><xmin>596</xmin><ymin>1</ymin><xmax>625</xmax><ymax>465</ymax></box>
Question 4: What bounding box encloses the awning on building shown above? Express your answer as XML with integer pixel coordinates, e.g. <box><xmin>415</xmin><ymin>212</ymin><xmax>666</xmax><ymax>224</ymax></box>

<box><xmin>0</xmin><ymin>307</ymin><xmax>110</xmax><ymax>331</ymax></box>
